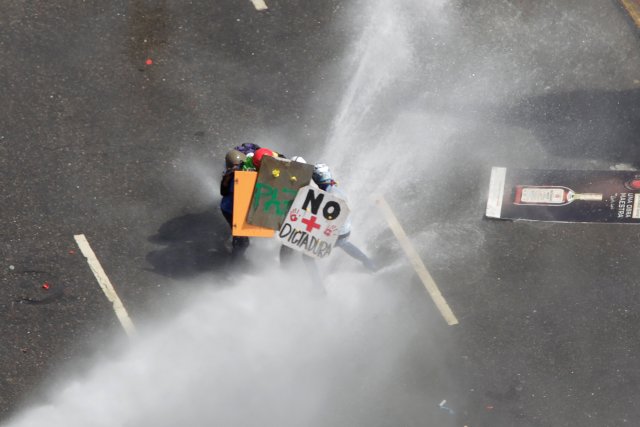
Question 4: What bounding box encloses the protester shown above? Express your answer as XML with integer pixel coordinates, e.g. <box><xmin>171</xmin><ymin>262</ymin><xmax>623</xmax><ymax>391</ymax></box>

<box><xmin>312</xmin><ymin>163</ymin><xmax>378</xmax><ymax>272</ymax></box>
<box><xmin>278</xmin><ymin>156</ymin><xmax>324</xmax><ymax>289</ymax></box>
<box><xmin>246</xmin><ymin>147</ymin><xmax>288</xmax><ymax>170</ymax></box>
<box><xmin>234</xmin><ymin>142</ymin><xmax>261</xmax><ymax>156</ymax></box>
<box><xmin>220</xmin><ymin>149</ymin><xmax>250</xmax><ymax>261</ymax></box>
<box><xmin>280</xmin><ymin>155</ymin><xmax>308</xmax><ymax>267</ymax></box>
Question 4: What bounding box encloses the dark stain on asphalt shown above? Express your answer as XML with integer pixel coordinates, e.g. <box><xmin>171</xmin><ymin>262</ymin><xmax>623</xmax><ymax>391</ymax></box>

<box><xmin>9</xmin><ymin>269</ymin><xmax>66</xmax><ymax>306</ymax></box>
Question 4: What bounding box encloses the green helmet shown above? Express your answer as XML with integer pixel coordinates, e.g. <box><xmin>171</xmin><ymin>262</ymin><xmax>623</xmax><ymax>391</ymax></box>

<box><xmin>225</xmin><ymin>149</ymin><xmax>246</xmax><ymax>168</ymax></box>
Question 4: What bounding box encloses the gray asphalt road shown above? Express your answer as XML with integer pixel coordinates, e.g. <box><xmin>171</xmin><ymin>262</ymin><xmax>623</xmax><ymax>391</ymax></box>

<box><xmin>2</xmin><ymin>0</ymin><xmax>640</xmax><ymax>426</ymax></box>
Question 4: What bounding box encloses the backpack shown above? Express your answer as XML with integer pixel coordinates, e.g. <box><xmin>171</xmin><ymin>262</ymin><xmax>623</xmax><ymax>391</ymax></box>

<box><xmin>234</xmin><ymin>143</ymin><xmax>261</xmax><ymax>155</ymax></box>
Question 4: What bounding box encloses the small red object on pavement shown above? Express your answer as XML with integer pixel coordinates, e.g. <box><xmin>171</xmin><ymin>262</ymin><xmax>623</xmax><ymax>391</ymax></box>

<box><xmin>145</xmin><ymin>58</ymin><xmax>153</xmax><ymax>65</ymax></box>
<box><xmin>42</xmin><ymin>282</ymin><xmax>50</xmax><ymax>290</ymax></box>
<box><xmin>69</xmin><ymin>250</ymin><xmax>75</xmax><ymax>255</ymax></box>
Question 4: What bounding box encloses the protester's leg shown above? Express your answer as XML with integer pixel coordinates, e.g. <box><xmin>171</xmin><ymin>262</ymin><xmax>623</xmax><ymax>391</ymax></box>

<box><xmin>335</xmin><ymin>234</ymin><xmax>377</xmax><ymax>271</ymax></box>
<box><xmin>280</xmin><ymin>245</ymin><xmax>295</xmax><ymax>267</ymax></box>
<box><xmin>222</xmin><ymin>210</ymin><xmax>233</xmax><ymax>228</ymax></box>
<box><xmin>231</xmin><ymin>236</ymin><xmax>250</xmax><ymax>259</ymax></box>
<box><xmin>302</xmin><ymin>255</ymin><xmax>325</xmax><ymax>291</ymax></box>
<box><xmin>222</xmin><ymin>210</ymin><xmax>250</xmax><ymax>260</ymax></box>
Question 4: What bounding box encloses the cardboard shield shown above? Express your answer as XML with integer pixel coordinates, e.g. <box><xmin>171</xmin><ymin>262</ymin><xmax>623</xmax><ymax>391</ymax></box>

<box><xmin>232</xmin><ymin>171</ymin><xmax>275</xmax><ymax>237</ymax></box>
<box><xmin>277</xmin><ymin>185</ymin><xmax>350</xmax><ymax>259</ymax></box>
<box><xmin>247</xmin><ymin>156</ymin><xmax>314</xmax><ymax>230</ymax></box>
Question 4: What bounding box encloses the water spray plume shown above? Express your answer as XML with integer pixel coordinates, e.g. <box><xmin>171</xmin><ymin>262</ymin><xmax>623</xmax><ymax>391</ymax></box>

<box><xmin>4</xmin><ymin>1</ymin><xmax>458</xmax><ymax>426</ymax></box>
<box><xmin>4</xmin><ymin>274</ymin><xmax>448</xmax><ymax>427</ymax></box>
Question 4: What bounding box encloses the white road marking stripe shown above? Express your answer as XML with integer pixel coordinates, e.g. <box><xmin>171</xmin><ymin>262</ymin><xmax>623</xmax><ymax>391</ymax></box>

<box><xmin>74</xmin><ymin>234</ymin><xmax>137</xmax><ymax>337</ymax></box>
<box><xmin>373</xmin><ymin>196</ymin><xmax>459</xmax><ymax>326</ymax></box>
<box><xmin>251</xmin><ymin>0</ymin><xmax>268</xmax><ymax>10</ymax></box>
<box><xmin>486</xmin><ymin>166</ymin><xmax>506</xmax><ymax>218</ymax></box>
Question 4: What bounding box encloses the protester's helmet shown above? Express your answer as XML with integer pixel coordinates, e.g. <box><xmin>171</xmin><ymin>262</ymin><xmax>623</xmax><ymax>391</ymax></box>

<box><xmin>252</xmin><ymin>148</ymin><xmax>275</xmax><ymax>169</ymax></box>
<box><xmin>225</xmin><ymin>149</ymin><xmax>246</xmax><ymax>168</ymax></box>
<box><xmin>291</xmin><ymin>156</ymin><xmax>306</xmax><ymax>164</ymax></box>
<box><xmin>312</xmin><ymin>163</ymin><xmax>332</xmax><ymax>184</ymax></box>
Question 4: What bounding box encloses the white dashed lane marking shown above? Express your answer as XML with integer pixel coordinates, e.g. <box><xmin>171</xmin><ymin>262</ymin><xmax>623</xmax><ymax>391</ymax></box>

<box><xmin>374</xmin><ymin>196</ymin><xmax>459</xmax><ymax>326</ymax></box>
<box><xmin>251</xmin><ymin>0</ymin><xmax>268</xmax><ymax>11</ymax></box>
<box><xmin>74</xmin><ymin>234</ymin><xmax>137</xmax><ymax>337</ymax></box>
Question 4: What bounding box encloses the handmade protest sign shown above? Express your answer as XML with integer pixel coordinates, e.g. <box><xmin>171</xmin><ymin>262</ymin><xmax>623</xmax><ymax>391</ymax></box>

<box><xmin>277</xmin><ymin>185</ymin><xmax>350</xmax><ymax>258</ymax></box>
<box><xmin>486</xmin><ymin>167</ymin><xmax>640</xmax><ymax>223</ymax></box>
<box><xmin>247</xmin><ymin>156</ymin><xmax>314</xmax><ymax>230</ymax></box>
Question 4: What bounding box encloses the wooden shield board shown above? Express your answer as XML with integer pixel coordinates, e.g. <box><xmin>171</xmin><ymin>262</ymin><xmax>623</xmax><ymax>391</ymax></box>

<box><xmin>277</xmin><ymin>185</ymin><xmax>350</xmax><ymax>259</ymax></box>
<box><xmin>232</xmin><ymin>171</ymin><xmax>275</xmax><ymax>237</ymax></box>
<box><xmin>247</xmin><ymin>156</ymin><xmax>314</xmax><ymax>230</ymax></box>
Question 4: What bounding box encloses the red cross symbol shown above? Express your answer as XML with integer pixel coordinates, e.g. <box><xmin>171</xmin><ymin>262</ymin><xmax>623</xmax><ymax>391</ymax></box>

<box><xmin>301</xmin><ymin>215</ymin><xmax>321</xmax><ymax>232</ymax></box>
